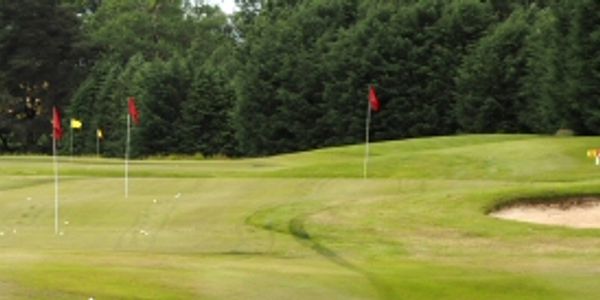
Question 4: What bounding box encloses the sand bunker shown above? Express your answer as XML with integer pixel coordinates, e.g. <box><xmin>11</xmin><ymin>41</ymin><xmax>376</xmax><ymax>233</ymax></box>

<box><xmin>491</xmin><ymin>197</ymin><xmax>600</xmax><ymax>229</ymax></box>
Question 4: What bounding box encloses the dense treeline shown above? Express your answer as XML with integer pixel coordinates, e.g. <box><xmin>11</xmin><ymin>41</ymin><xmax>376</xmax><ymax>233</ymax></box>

<box><xmin>0</xmin><ymin>0</ymin><xmax>598</xmax><ymax>157</ymax></box>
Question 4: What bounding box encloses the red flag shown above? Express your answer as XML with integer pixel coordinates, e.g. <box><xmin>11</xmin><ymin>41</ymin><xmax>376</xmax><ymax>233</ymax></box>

<box><xmin>128</xmin><ymin>97</ymin><xmax>140</xmax><ymax>125</ymax></box>
<box><xmin>369</xmin><ymin>85</ymin><xmax>380</xmax><ymax>112</ymax></box>
<box><xmin>52</xmin><ymin>107</ymin><xmax>63</xmax><ymax>140</ymax></box>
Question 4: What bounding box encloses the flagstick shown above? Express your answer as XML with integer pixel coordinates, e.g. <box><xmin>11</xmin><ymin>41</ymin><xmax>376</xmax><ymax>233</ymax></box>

<box><xmin>53</xmin><ymin>127</ymin><xmax>60</xmax><ymax>235</ymax></box>
<box><xmin>69</xmin><ymin>125</ymin><xmax>73</xmax><ymax>161</ymax></box>
<box><xmin>96</xmin><ymin>130</ymin><xmax>100</xmax><ymax>158</ymax></box>
<box><xmin>363</xmin><ymin>101</ymin><xmax>372</xmax><ymax>179</ymax></box>
<box><xmin>125</xmin><ymin>114</ymin><xmax>130</xmax><ymax>199</ymax></box>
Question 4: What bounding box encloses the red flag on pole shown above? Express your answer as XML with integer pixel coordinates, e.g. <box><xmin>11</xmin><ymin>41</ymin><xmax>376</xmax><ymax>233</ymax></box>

<box><xmin>128</xmin><ymin>97</ymin><xmax>140</xmax><ymax>125</ymax></box>
<box><xmin>369</xmin><ymin>86</ymin><xmax>380</xmax><ymax>112</ymax></box>
<box><xmin>52</xmin><ymin>107</ymin><xmax>63</xmax><ymax>140</ymax></box>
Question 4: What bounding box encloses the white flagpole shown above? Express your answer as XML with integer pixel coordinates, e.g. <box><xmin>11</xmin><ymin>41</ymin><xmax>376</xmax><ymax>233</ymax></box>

<box><xmin>125</xmin><ymin>114</ymin><xmax>130</xmax><ymax>198</ymax></box>
<box><xmin>69</xmin><ymin>125</ymin><xmax>73</xmax><ymax>161</ymax></box>
<box><xmin>53</xmin><ymin>125</ymin><xmax>60</xmax><ymax>235</ymax></box>
<box><xmin>96</xmin><ymin>130</ymin><xmax>100</xmax><ymax>158</ymax></box>
<box><xmin>363</xmin><ymin>100</ymin><xmax>372</xmax><ymax>179</ymax></box>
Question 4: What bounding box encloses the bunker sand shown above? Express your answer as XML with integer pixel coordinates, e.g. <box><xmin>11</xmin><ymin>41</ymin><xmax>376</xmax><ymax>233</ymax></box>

<box><xmin>492</xmin><ymin>198</ymin><xmax>600</xmax><ymax>229</ymax></box>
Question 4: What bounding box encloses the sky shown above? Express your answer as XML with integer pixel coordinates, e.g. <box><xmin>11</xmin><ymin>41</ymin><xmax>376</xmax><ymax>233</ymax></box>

<box><xmin>205</xmin><ymin>0</ymin><xmax>238</xmax><ymax>15</ymax></box>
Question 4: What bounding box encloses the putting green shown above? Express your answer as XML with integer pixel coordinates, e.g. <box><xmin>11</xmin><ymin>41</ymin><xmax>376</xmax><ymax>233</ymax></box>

<box><xmin>1</xmin><ymin>134</ymin><xmax>600</xmax><ymax>299</ymax></box>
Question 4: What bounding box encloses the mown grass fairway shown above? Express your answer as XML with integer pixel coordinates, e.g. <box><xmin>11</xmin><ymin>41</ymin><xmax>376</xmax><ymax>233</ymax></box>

<box><xmin>1</xmin><ymin>134</ymin><xmax>600</xmax><ymax>299</ymax></box>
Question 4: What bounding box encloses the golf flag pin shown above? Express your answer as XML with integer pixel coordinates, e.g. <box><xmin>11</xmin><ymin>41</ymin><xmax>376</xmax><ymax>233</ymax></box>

<box><xmin>586</xmin><ymin>149</ymin><xmax>600</xmax><ymax>165</ymax></box>
<box><xmin>70</xmin><ymin>118</ymin><xmax>83</xmax><ymax>129</ymax></box>
<box><xmin>53</xmin><ymin>107</ymin><xmax>63</xmax><ymax>140</ymax></box>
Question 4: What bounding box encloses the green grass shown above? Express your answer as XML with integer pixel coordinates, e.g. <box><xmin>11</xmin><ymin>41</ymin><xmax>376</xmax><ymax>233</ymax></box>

<box><xmin>1</xmin><ymin>134</ymin><xmax>600</xmax><ymax>299</ymax></box>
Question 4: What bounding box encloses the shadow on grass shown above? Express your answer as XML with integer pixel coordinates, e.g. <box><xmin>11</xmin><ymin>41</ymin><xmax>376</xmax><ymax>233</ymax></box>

<box><xmin>245</xmin><ymin>205</ymin><xmax>397</xmax><ymax>299</ymax></box>
<box><xmin>287</xmin><ymin>215</ymin><xmax>395</xmax><ymax>300</ymax></box>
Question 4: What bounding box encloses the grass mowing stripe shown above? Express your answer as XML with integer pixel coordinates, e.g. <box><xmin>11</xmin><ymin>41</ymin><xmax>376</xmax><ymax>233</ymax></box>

<box><xmin>2</xmin><ymin>135</ymin><xmax>600</xmax><ymax>299</ymax></box>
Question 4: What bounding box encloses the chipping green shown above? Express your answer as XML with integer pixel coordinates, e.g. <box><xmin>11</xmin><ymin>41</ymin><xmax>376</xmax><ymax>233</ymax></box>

<box><xmin>1</xmin><ymin>134</ymin><xmax>600</xmax><ymax>299</ymax></box>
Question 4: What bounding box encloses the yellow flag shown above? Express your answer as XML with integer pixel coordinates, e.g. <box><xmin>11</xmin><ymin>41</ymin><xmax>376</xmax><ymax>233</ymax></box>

<box><xmin>587</xmin><ymin>149</ymin><xmax>599</xmax><ymax>158</ymax></box>
<box><xmin>70</xmin><ymin>118</ymin><xmax>83</xmax><ymax>129</ymax></box>
<box><xmin>97</xmin><ymin>129</ymin><xmax>103</xmax><ymax>139</ymax></box>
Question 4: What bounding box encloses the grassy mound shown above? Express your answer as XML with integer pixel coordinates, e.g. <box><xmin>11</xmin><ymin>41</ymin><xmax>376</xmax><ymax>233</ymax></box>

<box><xmin>1</xmin><ymin>134</ymin><xmax>600</xmax><ymax>299</ymax></box>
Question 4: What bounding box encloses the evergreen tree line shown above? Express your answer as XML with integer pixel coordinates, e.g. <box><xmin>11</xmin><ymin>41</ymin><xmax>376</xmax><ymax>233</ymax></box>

<box><xmin>0</xmin><ymin>0</ymin><xmax>598</xmax><ymax>157</ymax></box>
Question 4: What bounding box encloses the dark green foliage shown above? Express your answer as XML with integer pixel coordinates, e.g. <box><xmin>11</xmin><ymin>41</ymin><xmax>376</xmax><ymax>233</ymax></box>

<box><xmin>235</xmin><ymin>0</ymin><xmax>359</xmax><ymax>155</ymax></box>
<box><xmin>67</xmin><ymin>0</ymin><xmax>237</xmax><ymax>157</ymax></box>
<box><xmin>182</xmin><ymin>69</ymin><xmax>237</xmax><ymax>156</ymax></box>
<box><xmin>134</xmin><ymin>56</ymin><xmax>192</xmax><ymax>156</ymax></box>
<box><xmin>86</xmin><ymin>0</ymin><xmax>190</xmax><ymax>62</ymax></box>
<box><xmin>520</xmin><ymin>0</ymin><xmax>600</xmax><ymax>134</ymax></box>
<box><xmin>565</xmin><ymin>0</ymin><xmax>600</xmax><ymax>134</ymax></box>
<box><xmin>3</xmin><ymin>0</ymin><xmax>599</xmax><ymax>156</ymax></box>
<box><xmin>0</xmin><ymin>0</ymin><xmax>86</xmax><ymax>152</ymax></box>
<box><xmin>455</xmin><ymin>9</ymin><xmax>534</xmax><ymax>133</ymax></box>
<box><xmin>235</xmin><ymin>0</ymin><xmax>496</xmax><ymax>155</ymax></box>
<box><xmin>69</xmin><ymin>57</ymin><xmax>142</xmax><ymax>157</ymax></box>
<box><xmin>521</xmin><ymin>7</ymin><xmax>561</xmax><ymax>133</ymax></box>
